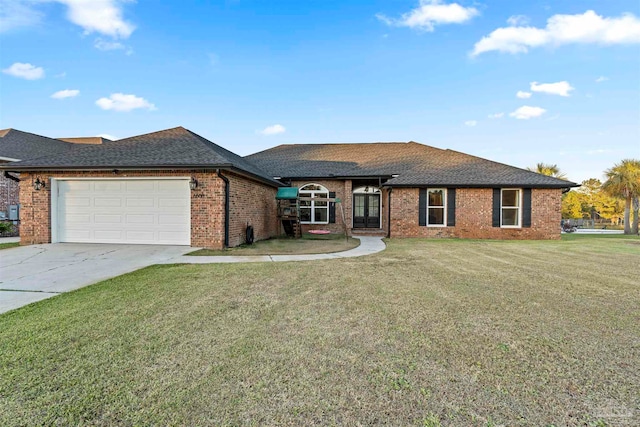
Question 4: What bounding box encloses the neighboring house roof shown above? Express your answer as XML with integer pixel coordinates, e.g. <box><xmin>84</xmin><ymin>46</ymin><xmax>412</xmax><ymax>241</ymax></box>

<box><xmin>0</xmin><ymin>128</ymin><xmax>75</xmax><ymax>161</ymax></box>
<box><xmin>1</xmin><ymin>127</ymin><xmax>280</xmax><ymax>186</ymax></box>
<box><xmin>247</xmin><ymin>142</ymin><xmax>578</xmax><ymax>188</ymax></box>
<box><xmin>57</xmin><ymin>137</ymin><xmax>111</xmax><ymax>145</ymax></box>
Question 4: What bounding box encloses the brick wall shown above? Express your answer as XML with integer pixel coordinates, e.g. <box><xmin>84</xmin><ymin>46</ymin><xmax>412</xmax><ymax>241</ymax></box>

<box><xmin>291</xmin><ymin>179</ymin><xmax>353</xmax><ymax>235</ymax></box>
<box><xmin>227</xmin><ymin>172</ymin><xmax>279</xmax><ymax>247</ymax></box>
<box><xmin>390</xmin><ymin>187</ymin><xmax>562</xmax><ymax>240</ymax></box>
<box><xmin>18</xmin><ymin>170</ymin><xmax>279</xmax><ymax>249</ymax></box>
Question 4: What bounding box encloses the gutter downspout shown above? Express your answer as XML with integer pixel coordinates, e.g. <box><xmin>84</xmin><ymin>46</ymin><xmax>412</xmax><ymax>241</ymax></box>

<box><xmin>216</xmin><ymin>169</ymin><xmax>230</xmax><ymax>248</ymax></box>
<box><xmin>3</xmin><ymin>171</ymin><xmax>20</xmax><ymax>182</ymax></box>
<box><xmin>387</xmin><ymin>187</ymin><xmax>392</xmax><ymax>238</ymax></box>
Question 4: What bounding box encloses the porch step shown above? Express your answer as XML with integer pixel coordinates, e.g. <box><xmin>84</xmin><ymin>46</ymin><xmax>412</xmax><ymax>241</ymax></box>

<box><xmin>351</xmin><ymin>228</ymin><xmax>386</xmax><ymax>237</ymax></box>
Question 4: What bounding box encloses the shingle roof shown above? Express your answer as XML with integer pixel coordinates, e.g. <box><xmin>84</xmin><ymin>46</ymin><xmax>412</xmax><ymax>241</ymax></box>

<box><xmin>1</xmin><ymin>127</ymin><xmax>280</xmax><ymax>186</ymax></box>
<box><xmin>0</xmin><ymin>129</ymin><xmax>75</xmax><ymax>160</ymax></box>
<box><xmin>247</xmin><ymin>142</ymin><xmax>578</xmax><ymax>188</ymax></box>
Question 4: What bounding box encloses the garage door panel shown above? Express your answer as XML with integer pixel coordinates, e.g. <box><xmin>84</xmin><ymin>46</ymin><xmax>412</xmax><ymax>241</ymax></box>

<box><xmin>64</xmin><ymin>181</ymin><xmax>91</xmax><ymax>191</ymax></box>
<box><xmin>57</xmin><ymin>179</ymin><xmax>190</xmax><ymax>245</ymax></box>
<box><xmin>94</xmin><ymin>182</ymin><xmax>122</xmax><ymax>191</ymax></box>
<box><xmin>126</xmin><ymin>181</ymin><xmax>155</xmax><ymax>191</ymax></box>
<box><xmin>158</xmin><ymin>214</ymin><xmax>188</xmax><ymax>225</ymax></box>
<box><xmin>126</xmin><ymin>198</ymin><xmax>155</xmax><ymax>207</ymax></box>
<box><xmin>126</xmin><ymin>214</ymin><xmax>155</xmax><ymax>224</ymax></box>
<box><xmin>125</xmin><ymin>230</ymin><xmax>155</xmax><ymax>241</ymax></box>
<box><xmin>65</xmin><ymin>229</ymin><xmax>92</xmax><ymax>240</ymax></box>
<box><xmin>94</xmin><ymin>214</ymin><xmax>123</xmax><ymax>224</ymax></box>
<box><xmin>159</xmin><ymin>198</ymin><xmax>188</xmax><ymax>207</ymax></box>
<box><xmin>95</xmin><ymin>198</ymin><xmax>122</xmax><ymax>207</ymax></box>
<box><xmin>65</xmin><ymin>197</ymin><xmax>91</xmax><ymax>207</ymax></box>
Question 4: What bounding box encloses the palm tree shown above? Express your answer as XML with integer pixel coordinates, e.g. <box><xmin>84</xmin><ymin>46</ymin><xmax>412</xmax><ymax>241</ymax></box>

<box><xmin>601</xmin><ymin>159</ymin><xmax>640</xmax><ymax>234</ymax></box>
<box><xmin>527</xmin><ymin>162</ymin><xmax>568</xmax><ymax>180</ymax></box>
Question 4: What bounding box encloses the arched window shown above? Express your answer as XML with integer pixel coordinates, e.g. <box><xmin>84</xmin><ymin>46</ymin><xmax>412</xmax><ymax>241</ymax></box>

<box><xmin>299</xmin><ymin>183</ymin><xmax>329</xmax><ymax>224</ymax></box>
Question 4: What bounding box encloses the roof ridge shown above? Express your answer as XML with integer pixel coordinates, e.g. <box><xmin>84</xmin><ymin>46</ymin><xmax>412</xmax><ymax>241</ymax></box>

<box><xmin>115</xmin><ymin>126</ymin><xmax>186</xmax><ymax>142</ymax></box>
<box><xmin>444</xmin><ymin>148</ymin><xmax>576</xmax><ymax>185</ymax></box>
<box><xmin>0</xmin><ymin>128</ymin><xmax>66</xmax><ymax>142</ymax></box>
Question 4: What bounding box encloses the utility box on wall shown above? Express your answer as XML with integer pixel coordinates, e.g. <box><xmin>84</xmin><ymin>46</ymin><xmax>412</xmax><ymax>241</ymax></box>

<box><xmin>9</xmin><ymin>204</ymin><xmax>19</xmax><ymax>221</ymax></box>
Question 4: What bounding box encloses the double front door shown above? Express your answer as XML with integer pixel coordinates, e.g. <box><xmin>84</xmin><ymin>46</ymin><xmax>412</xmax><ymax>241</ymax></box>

<box><xmin>353</xmin><ymin>194</ymin><xmax>380</xmax><ymax>228</ymax></box>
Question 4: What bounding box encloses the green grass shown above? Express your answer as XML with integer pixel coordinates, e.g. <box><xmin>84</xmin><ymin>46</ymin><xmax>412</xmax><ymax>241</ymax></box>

<box><xmin>0</xmin><ymin>242</ymin><xmax>19</xmax><ymax>250</ymax></box>
<box><xmin>189</xmin><ymin>233</ymin><xmax>359</xmax><ymax>256</ymax></box>
<box><xmin>1</xmin><ymin>238</ymin><xmax>638</xmax><ymax>426</ymax></box>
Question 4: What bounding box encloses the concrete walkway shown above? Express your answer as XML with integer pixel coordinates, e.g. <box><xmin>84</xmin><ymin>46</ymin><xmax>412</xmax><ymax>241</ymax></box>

<box><xmin>158</xmin><ymin>236</ymin><xmax>386</xmax><ymax>264</ymax></box>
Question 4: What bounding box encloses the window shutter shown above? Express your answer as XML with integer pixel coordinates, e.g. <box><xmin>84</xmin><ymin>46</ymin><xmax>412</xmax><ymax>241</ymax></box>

<box><xmin>492</xmin><ymin>188</ymin><xmax>501</xmax><ymax>227</ymax></box>
<box><xmin>419</xmin><ymin>188</ymin><xmax>427</xmax><ymax>226</ymax></box>
<box><xmin>329</xmin><ymin>192</ymin><xmax>336</xmax><ymax>223</ymax></box>
<box><xmin>522</xmin><ymin>188</ymin><xmax>532</xmax><ymax>228</ymax></box>
<box><xmin>447</xmin><ymin>188</ymin><xmax>456</xmax><ymax>227</ymax></box>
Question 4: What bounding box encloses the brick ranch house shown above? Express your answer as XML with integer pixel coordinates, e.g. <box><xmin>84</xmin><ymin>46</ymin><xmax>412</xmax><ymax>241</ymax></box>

<box><xmin>0</xmin><ymin>127</ymin><xmax>577</xmax><ymax>249</ymax></box>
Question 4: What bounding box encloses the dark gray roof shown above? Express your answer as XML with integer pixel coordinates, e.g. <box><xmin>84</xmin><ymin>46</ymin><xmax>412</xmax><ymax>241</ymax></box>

<box><xmin>0</xmin><ymin>129</ymin><xmax>75</xmax><ymax>160</ymax></box>
<box><xmin>1</xmin><ymin>127</ymin><xmax>280</xmax><ymax>186</ymax></box>
<box><xmin>247</xmin><ymin>142</ymin><xmax>578</xmax><ymax>188</ymax></box>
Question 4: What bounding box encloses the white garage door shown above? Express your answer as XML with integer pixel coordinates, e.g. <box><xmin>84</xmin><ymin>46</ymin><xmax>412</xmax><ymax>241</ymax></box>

<box><xmin>56</xmin><ymin>179</ymin><xmax>191</xmax><ymax>245</ymax></box>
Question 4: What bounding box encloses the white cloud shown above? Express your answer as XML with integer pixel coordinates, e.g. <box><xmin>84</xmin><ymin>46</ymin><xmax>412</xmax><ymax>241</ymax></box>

<box><xmin>488</xmin><ymin>112</ymin><xmax>504</xmax><ymax>119</ymax></box>
<box><xmin>472</xmin><ymin>10</ymin><xmax>640</xmax><ymax>56</ymax></box>
<box><xmin>95</xmin><ymin>93</ymin><xmax>156</xmax><ymax>112</ymax></box>
<box><xmin>57</xmin><ymin>0</ymin><xmax>135</xmax><ymax>38</ymax></box>
<box><xmin>259</xmin><ymin>124</ymin><xmax>286</xmax><ymax>135</ymax></box>
<box><xmin>464</xmin><ymin>120</ymin><xmax>477</xmax><ymax>127</ymax></box>
<box><xmin>94</xmin><ymin>38</ymin><xmax>133</xmax><ymax>54</ymax></box>
<box><xmin>595</xmin><ymin>76</ymin><xmax>609</xmax><ymax>82</ymax></box>
<box><xmin>97</xmin><ymin>133</ymin><xmax>117</xmax><ymax>140</ymax></box>
<box><xmin>516</xmin><ymin>90</ymin><xmax>532</xmax><ymax>99</ymax></box>
<box><xmin>2</xmin><ymin>62</ymin><xmax>44</xmax><ymax>80</ymax></box>
<box><xmin>51</xmin><ymin>89</ymin><xmax>80</xmax><ymax>99</ymax></box>
<box><xmin>376</xmin><ymin>0</ymin><xmax>479</xmax><ymax>32</ymax></box>
<box><xmin>507</xmin><ymin>15</ymin><xmax>529</xmax><ymax>26</ymax></box>
<box><xmin>55</xmin><ymin>72</ymin><xmax>67</xmax><ymax>78</ymax></box>
<box><xmin>0</xmin><ymin>0</ymin><xmax>42</xmax><ymax>32</ymax></box>
<box><xmin>509</xmin><ymin>106</ymin><xmax>547</xmax><ymax>120</ymax></box>
<box><xmin>530</xmin><ymin>81</ymin><xmax>574</xmax><ymax>97</ymax></box>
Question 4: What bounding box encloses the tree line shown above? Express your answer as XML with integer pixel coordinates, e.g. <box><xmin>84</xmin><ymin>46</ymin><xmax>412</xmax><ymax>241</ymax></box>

<box><xmin>529</xmin><ymin>160</ymin><xmax>640</xmax><ymax>235</ymax></box>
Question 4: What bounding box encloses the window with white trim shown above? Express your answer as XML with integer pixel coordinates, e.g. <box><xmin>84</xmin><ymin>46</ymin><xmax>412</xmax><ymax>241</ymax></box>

<box><xmin>427</xmin><ymin>188</ymin><xmax>446</xmax><ymax>226</ymax></box>
<box><xmin>501</xmin><ymin>189</ymin><xmax>522</xmax><ymax>227</ymax></box>
<box><xmin>299</xmin><ymin>183</ymin><xmax>329</xmax><ymax>224</ymax></box>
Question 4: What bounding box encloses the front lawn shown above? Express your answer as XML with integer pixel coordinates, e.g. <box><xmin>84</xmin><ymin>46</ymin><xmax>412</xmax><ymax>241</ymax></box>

<box><xmin>189</xmin><ymin>233</ymin><xmax>359</xmax><ymax>256</ymax></box>
<box><xmin>1</xmin><ymin>237</ymin><xmax>638</xmax><ymax>426</ymax></box>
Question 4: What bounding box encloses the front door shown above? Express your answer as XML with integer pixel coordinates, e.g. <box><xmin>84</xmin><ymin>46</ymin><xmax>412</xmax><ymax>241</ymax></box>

<box><xmin>353</xmin><ymin>194</ymin><xmax>380</xmax><ymax>228</ymax></box>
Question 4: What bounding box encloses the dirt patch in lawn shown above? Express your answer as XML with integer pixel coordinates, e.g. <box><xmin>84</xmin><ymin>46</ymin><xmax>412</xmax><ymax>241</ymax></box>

<box><xmin>188</xmin><ymin>233</ymin><xmax>359</xmax><ymax>256</ymax></box>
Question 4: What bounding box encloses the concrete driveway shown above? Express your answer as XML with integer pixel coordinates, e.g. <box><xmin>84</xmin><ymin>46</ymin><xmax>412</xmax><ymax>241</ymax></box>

<box><xmin>0</xmin><ymin>243</ymin><xmax>194</xmax><ymax>314</ymax></box>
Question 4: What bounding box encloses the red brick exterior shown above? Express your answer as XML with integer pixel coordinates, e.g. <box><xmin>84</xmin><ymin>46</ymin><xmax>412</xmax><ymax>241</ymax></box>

<box><xmin>17</xmin><ymin>170</ymin><xmax>562</xmax><ymax>247</ymax></box>
<box><xmin>291</xmin><ymin>179</ymin><xmax>354</xmax><ymax>235</ymax></box>
<box><xmin>390</xmin><ymin>187</ymin><xmax>562</xmax><ymax>240</ymax></box>
<box><xmin>18</xmin><ymin>170</ymin><xmax>279</xmax><ymax>249</ymax></box>
<box><xmin>227</xmin><ymin>173</ymin><xmax>279</xmax><ymax>247</ymax></box>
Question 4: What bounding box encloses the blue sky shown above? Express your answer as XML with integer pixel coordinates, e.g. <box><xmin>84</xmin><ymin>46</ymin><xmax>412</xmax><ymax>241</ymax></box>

<box><xmin>1</xmin><ymin>0</ymin><xmax>639</xmax><ymax>183</ymax></box>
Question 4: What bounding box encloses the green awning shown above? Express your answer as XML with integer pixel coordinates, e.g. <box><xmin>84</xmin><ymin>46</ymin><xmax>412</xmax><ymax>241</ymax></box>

<box><xmin>276</xmin><ymin>187</ymin><xmax>299</xmax><ymax>200</ymax></box>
